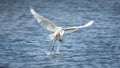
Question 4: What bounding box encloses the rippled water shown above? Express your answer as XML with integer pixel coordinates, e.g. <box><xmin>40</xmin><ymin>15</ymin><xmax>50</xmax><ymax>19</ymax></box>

<box><xmin>0</xmin><ymin>0</ymin><xmax>120</xmax><ymax>68</ymax></box>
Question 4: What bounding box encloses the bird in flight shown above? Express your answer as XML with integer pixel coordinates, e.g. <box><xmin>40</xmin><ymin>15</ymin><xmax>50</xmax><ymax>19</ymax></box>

<box><xmin>30</xmin><ymin>8</ymin><xmax>94</xmax><ymax>55</ymax></box>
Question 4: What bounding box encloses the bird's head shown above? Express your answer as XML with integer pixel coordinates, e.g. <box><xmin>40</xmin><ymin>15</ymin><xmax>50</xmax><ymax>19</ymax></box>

<box><xmin>59</xmin><ymin>30</ymin><xmax>65</xmax><ymax>42</ymax></box>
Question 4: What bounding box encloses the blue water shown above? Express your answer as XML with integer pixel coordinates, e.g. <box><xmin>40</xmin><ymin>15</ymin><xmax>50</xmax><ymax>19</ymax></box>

<box><xmin>0</xmin><ymin>0</ymin><xmax>120</xmax><ymax>68</ymax></box>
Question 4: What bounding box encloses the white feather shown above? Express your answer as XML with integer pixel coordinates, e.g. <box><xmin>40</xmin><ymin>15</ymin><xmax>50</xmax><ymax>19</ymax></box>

<box><xmin>30</xmin><ymin>8</ymin><xmax>58</xmax><ymax>32</ymax></box>
<box><xmin>64</xmin><ymin>20</ymin><xmax>94</xmax><ymax>34</ymax></box>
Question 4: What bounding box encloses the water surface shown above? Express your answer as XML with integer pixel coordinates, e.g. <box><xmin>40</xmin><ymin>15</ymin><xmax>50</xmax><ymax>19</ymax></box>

<box><xmin>0</xmin><ymin>0</ymin><xmax>120</xmax><ymax>68</ymax></box>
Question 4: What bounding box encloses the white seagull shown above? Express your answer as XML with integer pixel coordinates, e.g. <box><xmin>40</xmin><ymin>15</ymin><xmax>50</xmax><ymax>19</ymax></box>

<box><xmin>30</xmin><ymin>8</ymin><xmax>94</xmax><ymax>55</ymax></box>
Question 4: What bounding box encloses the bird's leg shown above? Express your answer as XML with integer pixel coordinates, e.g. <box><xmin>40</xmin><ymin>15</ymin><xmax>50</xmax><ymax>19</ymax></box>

<box><xmin>48</xmin><ymin>39</ymin><xmax>56</xmax><ymax>52</ymax></box>
<box><xmin>48</xmin><ymin>42</ymin><xmax>52</xmax><ymax>52</ymax></box>
<box><xmin>51</xmin><ymin>40</ymin><xmax>56</xmax><ymax>51</ymax></box>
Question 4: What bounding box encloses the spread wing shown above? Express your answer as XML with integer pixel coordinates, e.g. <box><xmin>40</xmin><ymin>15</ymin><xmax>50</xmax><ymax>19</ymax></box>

<box><xmin>30</xmin><ymin>8</ymin><xmax>58</xmax><ymax>32</ymax></box>
<box><xmin>64</xmin><ymin>20</ymin><xmax>94</xmax><ymax>34</ymax></box>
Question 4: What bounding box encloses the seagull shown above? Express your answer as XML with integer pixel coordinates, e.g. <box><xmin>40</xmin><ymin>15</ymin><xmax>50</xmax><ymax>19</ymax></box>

<box><xmin>30</xmin><ymin>8</ymin><xmax>94</xmax><ymax>55</ymax></box>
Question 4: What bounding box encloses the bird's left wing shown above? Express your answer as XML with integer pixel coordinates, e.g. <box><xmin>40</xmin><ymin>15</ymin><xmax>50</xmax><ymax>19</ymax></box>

<box><xmin>64</xmin><ymin>20</ymin><xmax>94</xmax><ymax>34</ymax></box>
<box><xmin>30</xmin><ymin>8</ymin><xmax>58</xmax><ymax>32</ymax></box>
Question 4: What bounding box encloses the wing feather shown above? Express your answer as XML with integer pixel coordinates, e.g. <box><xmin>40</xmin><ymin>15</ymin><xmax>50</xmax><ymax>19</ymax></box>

<box><xmin>64</xmin><ymin>20</ymin><xmax>94</xmax><ymax>34</ymax></box>
<box><xmin>30</xmin><ymin>8</ymin><xmax>58</xmax><ymax>32</ymax></box>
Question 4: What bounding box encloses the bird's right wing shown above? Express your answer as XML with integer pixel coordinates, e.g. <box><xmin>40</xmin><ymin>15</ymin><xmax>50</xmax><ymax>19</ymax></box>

<box><xmin>30</xmin><ymin>8</ymin><xmax>58</xmax><ymax>32</ymax></box>
<box><xmin>64</xmin><ymin>20</ymin><xmax>94</xmax><ymax>34</ymax></box>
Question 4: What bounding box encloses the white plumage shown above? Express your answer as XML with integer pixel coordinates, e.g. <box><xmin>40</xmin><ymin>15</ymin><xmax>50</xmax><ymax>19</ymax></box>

<box><xmin>30</xmin><ymin>8</ymin><xmax>94</xmax><ymax>55</ymax></box>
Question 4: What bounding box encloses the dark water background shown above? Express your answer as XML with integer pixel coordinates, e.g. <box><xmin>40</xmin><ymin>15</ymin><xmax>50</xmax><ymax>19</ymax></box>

<box><xmin>0</xmin><ymin>0</ymin><xmax>120</xmax><ymax>68</ymax></box>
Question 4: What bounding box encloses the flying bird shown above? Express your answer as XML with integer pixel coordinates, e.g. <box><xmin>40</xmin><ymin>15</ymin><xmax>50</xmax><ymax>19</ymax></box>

<box><xmin>30</xmin><ymin>8</ymin><xmax>94</xmax><ymax>55</ymax></box>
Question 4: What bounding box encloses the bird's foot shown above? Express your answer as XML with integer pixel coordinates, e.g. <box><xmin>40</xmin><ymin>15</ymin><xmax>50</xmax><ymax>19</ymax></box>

<box><xmin>46</xmin><ymin>50</ymin><xmax>54</xmax><ymax>55</ymax></box>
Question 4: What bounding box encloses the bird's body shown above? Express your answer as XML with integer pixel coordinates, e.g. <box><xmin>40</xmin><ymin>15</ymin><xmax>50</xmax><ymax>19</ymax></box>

<box><xmin>49</xmin><ymin>27</ymin><xmax>64</xmax><ymax>42</ymax></box>
<box><xmin>30</xmin><ymin>8</ymin><xmax>94</xmax><ymax>55</ymax></box>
